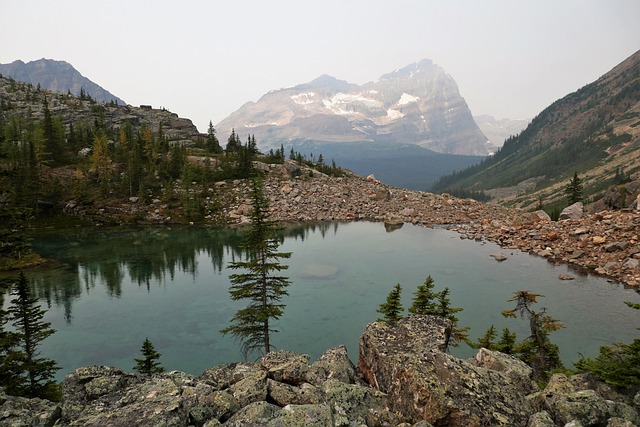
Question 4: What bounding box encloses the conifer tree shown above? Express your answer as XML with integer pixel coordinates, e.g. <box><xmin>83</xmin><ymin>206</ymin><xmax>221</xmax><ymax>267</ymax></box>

<box><xmin>207</xmin><ymin>121</ymin><xmax>222</xmax><ymax>153</ymax></box>
<box><xmin>221</xmin><ymin>178</ymin><xmax>292</xmax><ymax>358</ymax></box>
<box><xmin>226</xmin><ymin>128</ymin><xmax>240</xmax><ymax>152</ymax></box>
<box><xmin>575</xmin><ymin>302</ymin><xmax>639</xmax><ymax>389</ymax></box>
<box><xmin>502</xmin><ymin>290</ymin><xmax>563</xmax><ymax>379</ymax></box>
<box><xmin>495</xmin><ymin>328</ymin><xmax>518</xmax><ymax>354</ymax></box>
<box><xmin>408</xmin><ymin>275</ymin><xmax>439</xmax><ymax>315</ymax></box>
<box><xmin>436</xmin><ymin>287</ymin><xmax>469</xmax><ymax>347</ymax></box>
<box><xmin>564</xmin><ymin>171</ymin><xmax>583</xmax><ymax>205</ymax></box>
<box><xmin>0</xmin><ymin>290</ymin><xmax>18</xmax><ymax>390</ymax></box>
<box><xmin>6</xmin><ymin>272</ymin><xmax>60</xmax><ymax>398</ymax></box>
<box><xmin>469</xmin><ymin>324</ymin><xmax>497</xmax><ymax>349</ymax></box>
<box><xmin>133</xmin><ymin>338</ymin><xmax>164</xmax><ymax>376</ymax></box>
<box><xmin>377</xmin><ymin>283</ymin><xmax>404</xmax><ymax>323</ymax></box>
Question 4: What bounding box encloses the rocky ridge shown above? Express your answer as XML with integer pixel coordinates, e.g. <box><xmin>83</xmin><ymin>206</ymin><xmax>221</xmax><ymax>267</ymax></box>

<box><xmin>3</xmin><ymin>315</ymin><xmax>638</xmax><ymax>426</ymax></box>
<box><xmin>0</xmin><ymin>75</ymin><xmax>200</xmax><ymax>143</ymax></box>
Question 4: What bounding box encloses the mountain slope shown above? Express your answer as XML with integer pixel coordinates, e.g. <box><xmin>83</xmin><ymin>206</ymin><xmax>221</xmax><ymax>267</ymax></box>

<box><xmin>0</xmin><ymin>58</ymin><xmax>125</xmax><ymax>105</ymax></box>
<box><xmin>216</xmin><ymin>59</ymin><xmax>492</xmax><ymax>156</ymax></box>
<box><xmin>432</xmin><ymin>49</ymin><xmax>640</xmax><ymax>207</ymax></box>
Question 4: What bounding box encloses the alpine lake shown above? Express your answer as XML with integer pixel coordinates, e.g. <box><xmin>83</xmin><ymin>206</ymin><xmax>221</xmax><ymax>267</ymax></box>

<box><xmin>5</xmin><ymin>221</ymin><xmax>640</xmax><ymax>381</ymax></box>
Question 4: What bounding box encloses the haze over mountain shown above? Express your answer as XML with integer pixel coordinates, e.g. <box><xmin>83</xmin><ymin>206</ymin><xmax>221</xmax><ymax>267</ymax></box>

<box><xmin>0</xmin><ymin>58</ymin><xmax>125</xmax><ymax>105</ymax></box>
<box><xmin>473</xmin><ymin>115</ymin><xmax>530</xmax><ymax>149</ymax></box>
<box><xmin>432</xmin><ymin>49</ymin><xmax>640</xmax><ymax>209</ymax></box>
<box><xmin>216</xmin><ymin>59</ymin><xmax>493</xmax><ymax>157</ymax></box>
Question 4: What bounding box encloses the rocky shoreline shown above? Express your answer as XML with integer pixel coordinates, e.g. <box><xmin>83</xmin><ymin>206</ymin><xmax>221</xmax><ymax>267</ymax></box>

<box><xmin>222</xmin><ymin>167</ymin><xmax>640</xmax><ymax>290</ymax></box>
<box><xmin>4</xmin><ymin>315</ymin><xmax>639</xmax><ymax>426</ymax></box>
<box><xmin>62</xmin><ymin>161</ymin><xmax>640</xmax><ymax>289</ymax></box>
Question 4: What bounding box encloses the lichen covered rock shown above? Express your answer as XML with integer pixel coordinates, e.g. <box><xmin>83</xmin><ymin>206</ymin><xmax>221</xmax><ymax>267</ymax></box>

<box><xmin>358</xmin><ymin>315</ymin><xmax>537</xmax><ymax>426</ymax></box>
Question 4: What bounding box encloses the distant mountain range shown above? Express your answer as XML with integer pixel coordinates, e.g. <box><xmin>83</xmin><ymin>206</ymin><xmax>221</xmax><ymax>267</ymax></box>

<box><xmin>216</xmin><ymin>59</ymin><xmax>493</xmax><ymax>157</ymax></box>
<box><xmin>432</xmin><ymin>49</ymin><xmax>640</xmax><ymax>209</ymax></box>
<box><xmin>0</xmin><ymin>58</ymin><xmax>125</xmax><ymax>105</ymax></box>
<box><xmin>473</xmin><ymin>115</ymin><xmax>530</xmax><ymax>149</ymax></box>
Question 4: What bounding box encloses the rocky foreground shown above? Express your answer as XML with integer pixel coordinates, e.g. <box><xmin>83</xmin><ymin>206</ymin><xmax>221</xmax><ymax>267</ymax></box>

<box><xmin>4</xmin><ymin>315</ymin><xmax>639</xmax><ymax>426</ymax></box>
<box><xmin>223</xmin><ymin>163</ymin><xmax>640</xmax><ymax>289</ymax></box>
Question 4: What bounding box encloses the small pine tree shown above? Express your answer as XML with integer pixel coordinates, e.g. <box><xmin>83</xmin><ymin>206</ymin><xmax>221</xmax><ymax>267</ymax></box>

<box><xmin>6</xmin><ymin>272</ymin><xmax>60</xmax><ymax>398</ymax></box>
<box><xmin>408</xmin><ymin>275</ymin><xmax>439</xmax><ymax>315</ymax></box>
<box><xmin>221</xmin><ymin>178</ymin><xmax>292</xmax><ymax>358</ymax></box>
<box><xmin>133</xmin><ymin>338</ymin><xmax>164</xmax><ymax>376</ymax></box>
<box><xmin>436</xmin><ymin>287</ymin><xmax>469</xmax><ymax>347</ymax></box>
<box><xmin>207</xmin><ymin>121</ymin><xmax>222</xmax><ymax>154</ymax></box>
<box><xmin>564</xmin><ymin>171</ymin><xmax>583</xmax><ymax>205</ymax></box>
<box><xmin>495</xmin><ymin>328</ymin><xmax>518</xmax><ymax>354</ymax></box>
<box><xmin>377</xmin><ymin>283</ymin><xmax>404</xmax><ymax>323</ymax></box>
<box><xmin>502</xmin><ymin>290</ymin><xmax>563</xmax><ymax>380</ymax></box>
<box><xmin>575</xmin><ymin>302</ymin><xmax>640</xmax><ymax>388</ymax></box>
<box><xmin>469</xmin><ymin>324</ymin><xmax>497</xmax><ymax>349</ymax></box>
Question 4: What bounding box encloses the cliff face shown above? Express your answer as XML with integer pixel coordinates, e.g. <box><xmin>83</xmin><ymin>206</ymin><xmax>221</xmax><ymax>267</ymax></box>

<box><xmin>216</xmin><ymin>59</ymin><xmax>491</xmax><ymax>156</ymax></box>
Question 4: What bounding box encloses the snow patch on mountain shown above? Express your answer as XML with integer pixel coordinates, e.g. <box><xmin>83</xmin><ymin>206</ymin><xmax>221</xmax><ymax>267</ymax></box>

<box><xmin>290</xmin><ymin>92</ymin><xmax>316</xmax><ymax>105</ymax></box>
<box><xmin>397</xmin><ymin>93</ymin><xmax>419</xmax><ymax>105</ymax></box>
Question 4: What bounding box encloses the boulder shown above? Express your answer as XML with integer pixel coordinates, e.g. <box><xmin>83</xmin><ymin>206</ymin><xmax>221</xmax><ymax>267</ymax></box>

<box><xmin>534</xmin><ymin>373</ymin><xmax>640</xmax><ymax>426</ymax></box>
<box><xmin>357</xmin><ymin>315</ymin><xmax>536</xmax><ymax>425</ymax></box>
<box><xmin>322</xmin><ymin>378</ymin><xmax>394</xmax><ymax>426</ymax></box>
<box><xmin>560</xmin><ymin>202</ymin><xmax>584</xmax><ymax>220</ymax></box>
<box><xmin>273</xmin><ymin>403</ymin><xmax>334</xmax><ymax>426</ymax></box>
<box><xmin>61</xmin><ymin>367</ymin><xmax>191</xmax><ymax>426</ymax></box>
<box><xmin>266</xmin><ymin>380</ymin><xmax>323</xmax><ymax>406</ymax></box>
<box><xmin>260</xmin><ymin>350</ymin><xmax>309</xmax><ymax>386</ymax></box>
<box><xmin>306</xmin><ymin>345</ymin><xmax>357</xmax><ymax>386</ymax></box>
<box><xmin>223</xmin><ymin>401</ymin><xmax>281</xmax><ymax>427</ymax></box>
<box><xmin>532</xmin><ymin>210</ymin><xmax>551</xmax><ymax>221</ymax></box>
<box><xmin>0</xmin><ymin>387</ymin><xmax>61</xmax><ymax>426</ymax></box>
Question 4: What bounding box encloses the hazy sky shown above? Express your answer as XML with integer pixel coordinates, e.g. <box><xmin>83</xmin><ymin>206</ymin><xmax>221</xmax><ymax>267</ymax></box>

<box><xmin>2</xmin><ymin>1</ymin><xmax>639</xmax><ymax>133</ymax></box>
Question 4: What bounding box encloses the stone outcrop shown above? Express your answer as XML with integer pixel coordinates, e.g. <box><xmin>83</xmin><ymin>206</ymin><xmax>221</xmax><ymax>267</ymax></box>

<box><xmin>358</xmin><ymin>315</ymin><xmax>537</xmax><ymax>426</ymax></box>
<box><xmin>4</xmin><ymin>317</ymin><xmax>640</xmax><ymax>426</ymax></box>
<box><xmin>0</xmin><ymin>75</ymin><xmax>200</xmax><ymax>143</ymax></box>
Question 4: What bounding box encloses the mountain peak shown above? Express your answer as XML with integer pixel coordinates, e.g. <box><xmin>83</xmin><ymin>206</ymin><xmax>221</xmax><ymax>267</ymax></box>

<box><xmin>295</xmin><ymin>74</ymin><xmax>354</xmax><ymax>91</ymax></box>
<box><xmin>380</xmin><ymin>58</ymin><xmax>437</xmax><ymax>81</ymax></box>
<box><xmin>217</xmin><ymin>58</ymin><xmax>489</xmax><ymax>156</ymax></box>
<box><xmin>0</xmin><ymin>58</ymin><xmax>125</xmax><ymax>105</ymax></box>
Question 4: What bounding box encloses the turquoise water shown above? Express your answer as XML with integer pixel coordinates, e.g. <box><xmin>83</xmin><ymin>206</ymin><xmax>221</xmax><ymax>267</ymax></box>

<box><xmin>4</xmin><ymin>221</ymin><xmax>640</xmax><ymax>381</ymax></box>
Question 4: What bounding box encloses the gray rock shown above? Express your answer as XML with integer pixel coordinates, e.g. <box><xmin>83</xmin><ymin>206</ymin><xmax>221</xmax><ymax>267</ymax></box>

<box><xmin>322</xmin><ymin>378</ymin><xmax>393</xmax><ymax>426</ymax></box>
<box><xmin>472</xmin><ymin>347</ymin><xmax>535</xmax><ymax>393</ymax></box>
<box><xmin>532</xmin><ymin>210</ymin><xmax>551</xmax><ymax>221</ymax></box>
<box><xmin>228</xmin><ymin>368</ymin><xmax>268</xmax><ymax>408</ymax></box>
<box><xmin>358</xmin><ymin>315</ymin><xmax>536</xmax><ymax>426</ymax></box>
<box><xmin>268</xmin><ymin>403</ymin><xmax>333</xmax><ymax>427</ymax></box>
<box><xmin>606</xmin><ymin>418</ymin><xmax>637</xmax><ymax>427</ymax></box>
<box><xmin>607</xmin><ymin>400</ymin><xmax>640</xmax><ymax>425</ymax></box>
<box><xmin>261</xmin><ymin>350</ymin><xmax>309</xmax><ymax>386</ymax></box>
<box><xmin>224</xmin><ymin>401</ymin><xmax>281</xmax><ymax>427</ymax></box>
<box><xmin>560</xmin><ymin>202</ymin><xmax>584</xmax><ymax>220</ymax></box>
<box><xmin>623</xmin><ymin>258</ymin><xmax>639</xmax><ymax>270</ymax></box>
<box><xmin>547</xmin><ymin>389</ymin><xmax>610</xmax><ymax>426</ymax></box>
<box><xmin>267</xmin><ymin>380</ymin><xmax>324</xmax><ymax>407</ymax></box>
<box><xmin>0</xmin><ymin>388</ymin><xmax>61</xmax><ymax>426</ymax></box>
<box><xmin>526</xmin><ymin>410</ymin><xmax>555</xmax><ymax>427</ymax></box>
<box><xmin>306</xmin><ymin>345</ymin><xmax>356</xmax><ymax>386</ymax></box>
<box><xmin>490</xmin><ymin>252</ymin><xmax>508</xmax><ymax>261</ymax></box>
